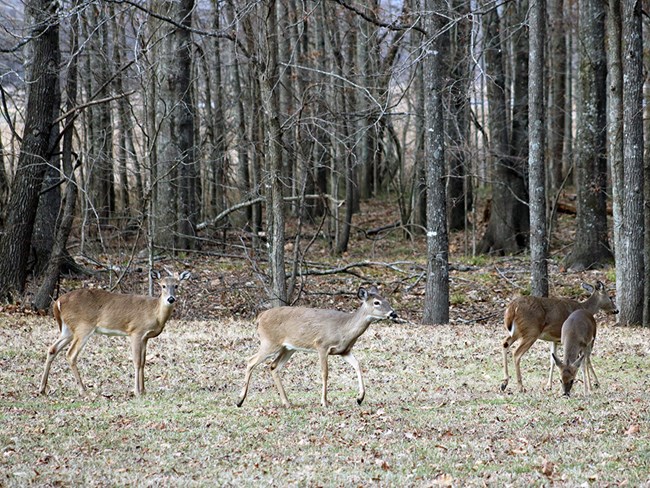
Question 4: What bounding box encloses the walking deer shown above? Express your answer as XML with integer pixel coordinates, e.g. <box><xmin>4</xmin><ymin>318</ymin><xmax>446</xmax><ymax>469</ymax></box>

<box><xmin>552</xmin><ymin>309</ymin><xmax>597</xmax><ymax>396</ymax></box>
<box><xmin>501</xmin><ymin>281</ymin><xmax>617</xmax><ymax>392</ymax></box>
<box><xmin>236</xmin><ymin>286</ymin><xmax>397</xmax><ymax>408</ymax></box>
<box><xmin>39</xmin><ymin>269</ymin><xmax>191</xmax><ymax>397</ymax></box>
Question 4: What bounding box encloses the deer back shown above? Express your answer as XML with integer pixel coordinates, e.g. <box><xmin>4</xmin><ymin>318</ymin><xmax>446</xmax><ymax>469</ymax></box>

<box><xmin>57</xmin><ymin>289</ymin><xmax>164</xmax><ymax>335</ymax></box>
<box><xmin>257</xmin><ymin>306</ymin><xmax>356</xmax><ymax>350</ymax></box>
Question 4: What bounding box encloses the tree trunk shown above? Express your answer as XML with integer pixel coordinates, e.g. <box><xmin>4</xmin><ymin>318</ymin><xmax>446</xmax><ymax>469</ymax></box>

<box><xmin>0</xmin><ymin>0</ymin><xmax>59</xmax><ymax>301</ymax></box>
<box><xmin>423</xmin><ymin>1</ymin><xmax>449</xmax><ymax>325</ymax></box>
<box><xmin>259</xmin><ymin>0</ymin><xmax>287</xmax><ymax>306</ymax></box>
<box><xmin>618</xmin><ymin>0</ymin><xmax>644</xmax><ymax>325</ymax></box>
<box><xmin>564</xmin><ymin>0</ymin><xmax>612</xmax><ymax>270</ymax></box>
<box><xmin>528</xmin><ymin>0</ymin><xmax>548</xmax><ymax>297</ymax></box>
<box><xmin>478</xmin><ymin>3</ymin><xmax>529</xmax><ymax>255</ymax></box>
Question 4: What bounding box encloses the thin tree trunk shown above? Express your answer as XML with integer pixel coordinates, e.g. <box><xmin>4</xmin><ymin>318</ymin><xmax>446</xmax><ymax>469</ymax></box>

<box><xmin>529</xmin><ymin>0</ymin><xmax>548</xmax><ymax>297</ymax></box>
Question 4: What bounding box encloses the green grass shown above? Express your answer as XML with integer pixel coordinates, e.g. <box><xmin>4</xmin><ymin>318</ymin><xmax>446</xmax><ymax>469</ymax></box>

<box><xmin>1</xmin><ymin>316</ymin><xmax>648</xmax><ymax>486</ymax></box>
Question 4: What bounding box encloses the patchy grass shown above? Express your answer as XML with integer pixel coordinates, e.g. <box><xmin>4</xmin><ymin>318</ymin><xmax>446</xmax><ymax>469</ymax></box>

<box><xmin>1</xmin><ymin>312</ymin><xmax>648</xmax><ymax>487</ymax></box>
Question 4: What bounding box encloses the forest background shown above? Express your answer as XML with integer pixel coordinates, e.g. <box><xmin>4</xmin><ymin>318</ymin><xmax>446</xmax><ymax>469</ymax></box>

<box><xmin>0</xmin><ymin>0</ymin><xmax>648</xmax><ymax>326</ymax></box>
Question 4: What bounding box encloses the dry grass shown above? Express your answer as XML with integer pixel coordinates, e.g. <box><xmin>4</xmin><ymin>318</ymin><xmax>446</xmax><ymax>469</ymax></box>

<box><xmin>1</xmin><ymin>310</ymin><xmax>649</xmax><ymax>487</ymax></box>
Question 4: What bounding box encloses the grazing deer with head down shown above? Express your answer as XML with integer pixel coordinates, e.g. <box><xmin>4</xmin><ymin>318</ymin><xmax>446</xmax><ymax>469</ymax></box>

<box><xmin>236</xmin><ymin>285</ymin><xmax>397</xmax><ymax>408</ymax></box>
<box><xmin>39</xmin><ymin>270</ymin><xmax>191</xmax><ymax>397</ymax></box>
<box><xmin>501</xmin><ymin>281</ymin><xmax>617</xmax><ymax>392</ymax></box>
<box><xmin>552</xmin><ymin>309</ymin><xmax>597</xmax><ymax>397</ymax></box>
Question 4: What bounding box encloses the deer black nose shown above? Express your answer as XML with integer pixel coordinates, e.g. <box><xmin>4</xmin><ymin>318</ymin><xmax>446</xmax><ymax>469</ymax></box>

<box><xmin>167</xmin><ymin>296</ymin><xmax>176</xmax><ymax>304</ymax></box>
<box><xmin>389</xmin><ymin>311</ymin><xmax>398</xmax><ymax>320</ymax></box>
<box><xmin>612</xmin><ymin>309</ymin><xmax>619</xmax><ymax>314</ymax></box>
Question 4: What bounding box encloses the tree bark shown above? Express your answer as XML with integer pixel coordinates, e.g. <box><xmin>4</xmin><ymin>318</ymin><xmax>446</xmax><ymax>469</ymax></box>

<box><xmin>618</xmin><ymin>0</ymin><xmax>644</xmax><ymax>325</ymax></box>
<box><xmin>528</xmin><ymin>0</ymin><xmax>548</xmax><ymax>297</ymax></box>
<box><xmin>564</xmin><ymin>0</ymin><xmax>612</xmax><ymax>270</ymax></box>
<box><xmin>0</xmin><ymin>0</ymin><xmax>59</xmax><ymax>301</ymax></box>
<box><xmin>477</xmin><ymin>3</ymin><xmax>529</xmax><ymax>255</ymax></box>
<box><xmin>423</xmin><ymin>1</ymin><xmax>449</xmax><ymax>325</ymax></box>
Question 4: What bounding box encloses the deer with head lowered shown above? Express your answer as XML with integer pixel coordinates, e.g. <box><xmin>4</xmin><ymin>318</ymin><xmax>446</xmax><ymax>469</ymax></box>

<box><xmin>501</xmin><ymin>281</ymin><xmax>618</xmax><ymax>392</ymax></box>
<box><xmin>39</xmin><ymin>269</ymin><xmax>191</xmax><ymax>397</ymax></box>
<box><xmin>552</xmin><ymin>309</ymin><xmax>597</xmax><ymax>397</ymax></box>
<box><xmin>236</xmin><ymin>285</ymin><xmax>397</xmax><ymax>408</ymax></box>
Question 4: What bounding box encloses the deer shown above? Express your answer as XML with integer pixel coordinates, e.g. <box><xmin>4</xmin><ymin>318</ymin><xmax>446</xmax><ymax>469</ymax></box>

<box><xmin>501</xmin><ymin>280</ymin><xmax>618</xmax><ymax>393</ymax></box>
<box><xmin>551</xmin><ymin>309</ymin><xmax>597</xmax><ymax>397</ymax></box>
<box><xmin>236</xmin><ymin>285</ymin><xmax>397</xmax><ymax>408</ymax></box>
<box><xmin>38</xmin><ymin>269</ymin><xmax>191</xmax><ymax>397</ymax></box>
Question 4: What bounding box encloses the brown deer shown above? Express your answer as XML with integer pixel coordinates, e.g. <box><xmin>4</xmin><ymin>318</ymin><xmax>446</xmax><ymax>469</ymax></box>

<box><xmin>39</xmin><ymin>270</ymin><xmax>191</xmax><ymax>397</ymax></box>
<box><xmin>501</xmin><ymin>281</ymin><xmax>617</xmax><ymax>392</ymax></box>
<box><xmin>552</xmin><ymin>309</ymin><xmax>597</xmax><ymax>396</ymax></box>
<box><xmin>236</xmin><ymin>286</ymin><xmax>397</xmax><ymax>408</ymax></box>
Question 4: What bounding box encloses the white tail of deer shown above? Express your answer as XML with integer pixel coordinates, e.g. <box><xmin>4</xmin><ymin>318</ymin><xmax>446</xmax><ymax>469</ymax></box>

<box><xmin>236</xmin><ymin>285</ymin><xmax>397</xmax><ymax>408</ymax></box>
<box><xmin>39</xmin><ymin>269</ymin><xmax>191</xmax><ymax>397</ymax></box>
<box><xmin>551</xmin><ymin>309</ymin><xmax>597</xmax><ymax>396</ymax></box>
<box><xmin>501</xmin><ymin>281</ymin><xmax>617</xmax><ymax>392</ymax></box>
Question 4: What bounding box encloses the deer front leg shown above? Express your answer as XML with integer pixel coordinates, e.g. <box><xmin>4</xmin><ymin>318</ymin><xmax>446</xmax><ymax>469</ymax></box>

<box><xmin>130</xmin><ymin>335</ymin><xmax>146</xmax><ymax>397</ymax></box>
<box><xmin>66</xmin><ymin>332</ymin><xmax>93</xmax><ymax>396</ymax></box>
<box><xmin>270</xmin><ymin>348</ymin><xmax>294</xmax><ymax>408</ymax></box>
<box><xmin>341</xmin><ymin>352</ymin><xmax>365</xmax><ymax>405</ymax></box>
<box><xmin>318</xmin><ymin>349</ymin><xmax>330</xmax><ymax>408</ymax></box>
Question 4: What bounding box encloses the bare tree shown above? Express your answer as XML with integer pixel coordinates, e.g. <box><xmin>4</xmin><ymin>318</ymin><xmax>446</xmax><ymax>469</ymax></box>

<box><xmin>423</xmin><ymin>0</ymin><xmax>449</xmax><ymax>325</ymax></box>
<box><xmin>564</xmin><ymin>0</ymin><xmax>611</xmax><ymax>270</ymax></box>
<box><xmin>528</xmin><ymin>0</ymin><xmax>548</xmax><ymax>296</ymax></box>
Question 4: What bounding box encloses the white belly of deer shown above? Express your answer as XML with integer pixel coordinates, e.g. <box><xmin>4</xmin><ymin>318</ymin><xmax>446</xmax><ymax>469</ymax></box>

<box><xmin>283</xmin><ymin>343</ymin><xmax>314</xmax><ymax>353</ymax></box>
<box><xmin>96</xmin><ymin>327</ymin><xmax>129</xmax><ymax>337</ymax></box>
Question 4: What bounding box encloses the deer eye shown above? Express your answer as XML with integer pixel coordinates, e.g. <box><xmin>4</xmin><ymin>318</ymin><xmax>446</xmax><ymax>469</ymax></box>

<box><xmin>373</xmin><ymin>300</ymin><xmax>381</xmax><ymax>306</ymax></box>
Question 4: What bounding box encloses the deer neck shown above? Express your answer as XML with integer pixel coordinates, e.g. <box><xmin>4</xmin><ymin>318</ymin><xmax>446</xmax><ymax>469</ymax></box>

<box><xmin>157</xmin><ymin>297</ymin><xmax>176</xmax><ymax>325</ymax></box>
<box><xmin>581</xmin><ymin>295</ymin><xmax>600</xmax><ymax>315</ymax></box>
<box><xmin>344</xmin><ymin>305</ymin><xmax>377</xmax><ymax>339</ymax></box>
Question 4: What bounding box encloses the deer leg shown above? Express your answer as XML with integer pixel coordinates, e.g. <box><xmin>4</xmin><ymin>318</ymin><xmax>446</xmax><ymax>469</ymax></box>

<box><xmin>130</xmin><ymin>335</ymin><xmax>147</xmax><ymax>397</ymax></box>
<box><xmin>583</xmin><ymin>348</ymin><xmax>593</xmax><ymax>395</ymax></box>
<box><xmin>501</xmin><ymin>335</ymin><xmax>516</xmax><ymax>391</ymax></box>
<box><xmin>270</xmin><ymin>348</ymin><xmax>295</xmax><ymax>408</ymax></box>
<box><xmin>546</xmin><ymin>342</ymin><xmax>559</xmax><ymax>390</ymax></box>
<box><xmin>39</xmin><ymin>325</ymin><xmax>73</xmax><ymax>394</ymax></box>
<box><xmin>341</xmin><ymin>352</ymin><xmax>365</xmax><ymax>405</ymax></box>
<box><xmin>236</xmin><ymin>344</ymin><xmax>278</xmax><ymax>407</ymax></box>
<box><xmin>586</xmin><ymin>355</ymin><xmax>599</xmax><ymax>389</ymax></box>
<box><xmin>66</xmin><ymin>332</ymin><xmax>94</xmax><ymax>396</ymax></box>
<box><xmin>512</xmin><ymin>335</ymin><xmax>538</xmax><ymax>392</ymax></box>
<box><xmin>318</xmin><ymin>349</ymin><xmax>330</xmax><ymax>408</ymax></box>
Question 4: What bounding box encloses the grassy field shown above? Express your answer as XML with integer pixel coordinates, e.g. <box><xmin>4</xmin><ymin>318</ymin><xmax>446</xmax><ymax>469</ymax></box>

<box><xmin>1</xmin><ymin>312</ymin><xmax>648</xmax><ymax>487</ymax></box>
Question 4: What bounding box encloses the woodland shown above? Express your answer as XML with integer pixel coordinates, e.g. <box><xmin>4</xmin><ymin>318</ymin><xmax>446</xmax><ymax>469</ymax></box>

<box><xmin>0</xmin><ymin>0</ymin><xmax>648</xmax><ymax>325</ymax></box>
<box><xmin>1</xmin><ymin>1</ymin><xmax>649</xmax><ymax>486</ymax></box>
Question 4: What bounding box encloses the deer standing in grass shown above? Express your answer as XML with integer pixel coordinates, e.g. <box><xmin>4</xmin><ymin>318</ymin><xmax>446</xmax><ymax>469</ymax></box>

<box><xmin>551</xmin><ymin>309</ymin><xmax>597</xmax><ymax>396</ymax></box>
<box><xmin>236</xmin><ymin>286</ymin><xmax>397</xmax><ymax>408</ymax></box>
<box><xmin>501</xmin><ymin>281</ymin><xmax>618</xmax><ymax>392</ymax></box>
<box><xmin>39</xmin><ymin>270</ymin><xmax>191</xmax><ymax>397</ymax></box>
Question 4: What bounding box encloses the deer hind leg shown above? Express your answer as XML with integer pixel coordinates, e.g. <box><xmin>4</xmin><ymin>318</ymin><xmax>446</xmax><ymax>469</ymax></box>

<box><xmin>512</xmin><ymin>335</ymin><xmax>539</xmax><ymax>392</ymax></box>
<box><xmin>270</xmin><ymin>347</ymin><xmax>295</xmax><ymax>408</ymax></box>
<box><xmin>582</xmin><ymin>347</ymin><xmax>594</xmax><ymax>395</ymax></box>
<box><xmin>236</xmin><ymin>343</ymin><xmax>279</xmax><ymax>407</ymax></box>
<box><xmin>318</xmin><ymin>349</ymin><xmax>330</xmax><ymax>408</ymax></box>
<box><xmin>546</xmin><ymin>342</ymin><xmax>559</xmax><ymax>390</ymax></box>
<box><xmin>341</xmin><ymin>352</ymin><xmax>365</xmax><ymax>405</ymax></box>
<box><xmin>501</xmin><ymin>334</ymin><xmax>517</xmax><ymax>391</ymax></box>
<box><xmin>65</xmin><ymin>330</ymin><xmax>94</xmax><ymax>396</ymax></box>
<box><xmin>39</xmin><ymin>324</ymin><xmax>74</xmax><ymax>394</ymax></box>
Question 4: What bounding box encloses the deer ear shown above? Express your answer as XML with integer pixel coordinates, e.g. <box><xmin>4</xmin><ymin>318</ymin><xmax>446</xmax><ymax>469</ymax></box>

<box><xmin>151</xmin><ymin>270</ymin><xmax>161</xmax><ymax>280</ymax></box>
<box><xmin>368</xmin><ymin>285</ymin><xmax>379</xmax><ymax>295</ymax></box>
<box><xmin>552</xmin><ymin>353</ymin><xmax>563</xmax><ymax>368</ymax></box>
<box><xmin>581</xmin><ymin>283</ymin><xmax>594</xmax><ymax>294</ymax></box>
<box><xmin>179</xmin><ymin>271</ymin><xmax>191</xmax><ymax>281</ymax></box>
<box><xmin>358</xmin><ymin>287</ymin><xmax>368</xmax><ymax>300</ymax></box>
<box><xmin>595</xmin><ymin>280</ymin><xmax>605</xmax><ymax>291</ymax></box>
